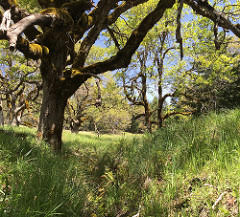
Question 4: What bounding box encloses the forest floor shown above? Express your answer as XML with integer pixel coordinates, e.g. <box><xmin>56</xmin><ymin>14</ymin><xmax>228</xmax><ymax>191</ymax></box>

<box><xmin>1</xmin><ymin>109</ymin><xmax>240</xmax><ymax>216</ymax></box>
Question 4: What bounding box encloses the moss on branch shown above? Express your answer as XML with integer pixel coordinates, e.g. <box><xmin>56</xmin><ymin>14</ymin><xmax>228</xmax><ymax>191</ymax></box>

<box><xmin>17</xmin><ymin>37</ymin><xmax>49</xmax><ymax>60</ymax></box>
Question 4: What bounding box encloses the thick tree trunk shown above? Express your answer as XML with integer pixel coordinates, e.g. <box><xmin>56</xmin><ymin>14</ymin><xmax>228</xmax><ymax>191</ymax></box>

<box><xmin>37</xmin><ymin>31</ymin><xmax>70</xmax><ymax>151</ymax></box>
<box><xmin>39</xmin><ymin>83</ymin><xmax>67</xmax><ymax>151</ymax></box>
<box><xmin>0</xmin><ymin>103</ymin><xmax>4</xmax><ymax>126</ymax></box>
<box><xmin>0</xmin><ymin>91</ymin><xmax>4</xmax><ymax>127</ymax></box>
<box><xmin>144</xmin><ymin>104</ymin><xmax>152</xmax><ymax>133</ymax></box>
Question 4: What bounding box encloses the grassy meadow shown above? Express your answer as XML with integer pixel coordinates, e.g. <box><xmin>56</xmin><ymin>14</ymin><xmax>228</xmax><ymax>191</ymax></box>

<box><xmin>1</xmin><ymin>109</ymin><xmax>240</xmax><ymax>216</ymax></box>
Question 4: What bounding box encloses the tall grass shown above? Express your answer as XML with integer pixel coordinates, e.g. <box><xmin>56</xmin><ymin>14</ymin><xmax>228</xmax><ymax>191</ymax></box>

<box><xmin>0</xmin><ymin>109</ymin><xmax>240</xmax><ymax>216</ymax></box>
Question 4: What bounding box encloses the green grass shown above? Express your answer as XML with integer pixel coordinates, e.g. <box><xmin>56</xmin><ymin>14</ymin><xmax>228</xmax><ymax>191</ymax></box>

<box><xmin>1</xmin><ymin>109</ymin><xmax>240</xmax><ymax>216</ymax></box>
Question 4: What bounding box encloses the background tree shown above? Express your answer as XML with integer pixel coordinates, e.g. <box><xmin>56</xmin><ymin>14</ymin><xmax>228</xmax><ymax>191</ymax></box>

<box><xmin>174</xmin><ymin>13</ymin><xmax>240</xmax><ymax>114</ymax></box>
<box><xmin>82</xmin><ymin>74</ymin><xmax>132</xmax><ymax>134</ymax></box>
<box><xmin>0</xmin><ymin>47</ymin><xmax>41</xmax><ymax>126</ymax></box>
<box><xmin>65</xmin><ymin>78</ymin><xmax>102</xmax><ymax>132</ymax></box>
<box><xmin>115</xmin><ymin>2</ymin><xmax>190</xmax><ymax>131</ymax></box>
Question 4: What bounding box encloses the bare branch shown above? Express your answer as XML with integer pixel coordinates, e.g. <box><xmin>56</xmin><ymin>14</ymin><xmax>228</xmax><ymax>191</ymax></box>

<box><xmin>107</xmin><ymin>27</ymin><xmax>121</xmax><ymax>51</ymax></box>
<box><xmin>0</xmin><ymin>1</ymin><xmax>41</xmax><ymax>40</ymax></box>
<box><xmin>4</xmin><ymin>13</ymin><xmax>52</xmax><ymax>49</ymax></box>
<box><xmin>73</xmin><ymin>0</ymin><xmax>118</xmax><ymax>68</ymax></box>
<box><xmin>162</xmin><ymin>47</ymin><xmax>176</xmax><ymax>60</ymax></box>
<box><xmin>122</xmin><ymin>73</ymin><xmax>144</xmax><ymax>106</ymax></box>
<box><xmin>107</xmin><ymin>0</ymin><xmax>149</xmax><ymax>25</ymax></box>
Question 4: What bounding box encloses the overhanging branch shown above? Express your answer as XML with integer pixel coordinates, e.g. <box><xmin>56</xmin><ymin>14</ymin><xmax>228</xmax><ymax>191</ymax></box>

<box><xmin>0</xmin><ymin>1</ymin><xmax>41</xmax><ymax>40</ymax></box>
<box><xmin>4</xmin><ymin>13</ymin><xmax>53</xmax><ymax>49</ymax></box>
<box><xmin>73</xmin><ymin>0</ymin><xmax>116</xmax><ymax>68</ymax></box>
<box><xmin>70</xmin><ymin>0</ymin><xmax>175</xmax><ymax>89</ymax></box>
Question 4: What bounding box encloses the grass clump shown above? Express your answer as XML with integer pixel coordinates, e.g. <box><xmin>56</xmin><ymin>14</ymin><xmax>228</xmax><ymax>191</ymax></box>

<box><xmin>0</xmin><ymin>109</ymin><xmax>240</xmax><ymax>216</ymax></box>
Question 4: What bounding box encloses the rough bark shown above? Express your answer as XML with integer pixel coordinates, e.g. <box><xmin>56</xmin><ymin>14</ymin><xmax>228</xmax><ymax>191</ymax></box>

<box><xmin>6</xmin><ymin>13</ymin><xmax>52</xmax><ymax>49</ymax></box>
<box><xmin>0</xmin><ymin>101</ymin><xmax>4</xmax><ymax>126</ymax></box>
<box><xmin>37</xmin><ymin>29</ymin><xmax>71</xmax><ymax>150</ymax></box>
<box><xmin>40</xmin><ymin>83</ymin><xmax>67</xmax><ymax>151</ymax></box>
<box><xmin>39</xmin><ymin>71</ymin><xmax>68</xmax><ymax>151</ymax></box>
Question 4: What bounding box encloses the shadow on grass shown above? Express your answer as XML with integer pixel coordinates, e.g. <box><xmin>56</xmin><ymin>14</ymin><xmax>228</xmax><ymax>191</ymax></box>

<box><xmin>0</xmin><ymin>128</ymin><xmax>144</xmax><ymax>217</ymax></box>
<box><xmin>0</xmin><ymin>128</ymin><xmax>33</xmax><ymax>138</ymax></box>
<box><xmin>0</xmin><ymin>128</ymin><xmax>90</xmax><ymax>217</ymax></box>
<box><xmin>0</xmin><ymin>128</ymin><xmax>37</xmax><ymax>162</ymax></box>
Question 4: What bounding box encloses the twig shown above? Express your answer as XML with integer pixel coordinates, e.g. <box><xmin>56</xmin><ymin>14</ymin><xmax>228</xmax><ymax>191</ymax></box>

<box><xmin>212</xmin><ymin>191</ymin><xmax>227</xmax><ymax>210</ymax></box>
<box><xmin>107</xmin><ymin>27</ymin><xmax>121</xmax><ymax>50</ymax></box>
<box><xmin>131</xmin><ymin>205</ymin><xmax>141</xmax><ymax>217</ymax></box>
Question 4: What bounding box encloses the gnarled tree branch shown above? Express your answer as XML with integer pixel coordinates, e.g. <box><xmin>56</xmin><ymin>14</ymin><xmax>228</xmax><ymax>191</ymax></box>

<box><xmin>0</xmin><ymin>1</ymin><xmax>41</xmax><ymax>40</ymax></box>
<box><xmin>3</xmin><ymin>13</ymin><xmax>52</xmax><ymax>49</ymax></box>
<box><xmin>67</xmin><ymin>0</ymin><xmax>175</xmax><ymax>96</ymax></box>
